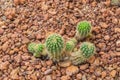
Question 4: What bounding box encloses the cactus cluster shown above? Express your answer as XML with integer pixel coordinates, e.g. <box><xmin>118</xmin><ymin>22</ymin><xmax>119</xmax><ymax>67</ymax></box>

<box><xmin>45</xmin><ymin>34</ymin><xmax>64</xmax><ymax>62</ymax></box>
<box><xmin>27</xmin><ymin>20</ymin><xmax>96</xmax><ymax>65</ymax></box>
<box><xmin>75</xmin><ymin>21</ymin><xmax>91</xmax><ymax>40</ymax></box>
<box><xmin>70</xmin><ymin>42</ymin><xmax>95</xmax><ymax>65</ymax></box>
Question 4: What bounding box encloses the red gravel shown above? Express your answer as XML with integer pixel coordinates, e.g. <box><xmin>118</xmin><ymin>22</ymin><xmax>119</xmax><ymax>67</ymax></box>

<box><xmin>0</xmin><ymin>0</ymin><xmax>120</xmax><ymax>80</ymax></box>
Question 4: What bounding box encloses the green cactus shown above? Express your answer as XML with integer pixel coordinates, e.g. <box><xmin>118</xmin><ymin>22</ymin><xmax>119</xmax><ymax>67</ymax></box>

<box><xmin>80</xmin><ymin>42</ymin><xmax>95</xmax><ymax>58</ymax></box>
<box><xmin>33</xmin><ymin>43</ymin><xmax>45</xmax><ymax>57</ymax></box>
<box><xmin>65</xmin><ymin>38</ymin><xmax>77</xmax><ymax>56</ymax></box>
<box><xmin>70</xmin><ymin>42</ymin><xmax>95</xmax><ymax>65</ymax></box>
<box><xmin>28</xmin><ymin>43</ymin><xmax>46</xmax><ymax>57</ymax></box>
<box><xmin>28</xmin><ymin>43</ymin><xmax>36</xmax><ymax>53</ymax></box>
<box><xmin>75</xmin><ymin>21</ymin><xmax>91</xmax><ymax>40</ymax></box>
<box><xmin>45</xmin><ymin>33</ymin><xmax>64</xmax><ymax>62</ymax></box>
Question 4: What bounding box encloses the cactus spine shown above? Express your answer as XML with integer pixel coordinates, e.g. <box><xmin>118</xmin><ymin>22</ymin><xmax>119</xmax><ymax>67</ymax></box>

<box><xmin>45</xmin><ymin>34</ymin><xmax>64</xmax><ymax>62</ymax></box>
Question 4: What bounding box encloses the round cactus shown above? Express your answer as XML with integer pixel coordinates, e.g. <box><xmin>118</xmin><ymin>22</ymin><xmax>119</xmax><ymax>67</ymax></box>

<box><xmin>65</xmin><ymin>38</ymin><xmax>77</xmax><ymax>56</ymax></box>
<box><xmin>70</xmin><ymin>42</ymin><xmax>96</xmax><ymax>65</ymax></box>
<box><xmin>70</xmin><ymin>51</ymin><xmax>86</xmax><ymax>65</ymax></box>
<box><xmin>80</xmin><ymin>42</ymin><xmax>95</xmax><ymax>58</ymax></box>
<box><xmin>76</xmin><ymin>21</ymin><xmax>91</xmax><ymax>40</ymax></box>
<box><xmin>45</xmin><ymin>33</ymin><xmax>64</xmax><ymax>62</ymax></box>
<box><xmin>28</xmin><ymin>43</ymin><xmax>36</xmax><ymax>53</ymax></box>
<box><xmin>33</xmin><ymin>43</ymin><xmax>45</xmax><ymax>57</ymax></box>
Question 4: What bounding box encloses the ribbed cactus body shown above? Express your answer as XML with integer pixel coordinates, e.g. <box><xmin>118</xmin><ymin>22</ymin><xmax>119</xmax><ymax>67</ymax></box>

<box><xmin>76</xmin><ymin>21</ymin><xmax>91</xmax><ymax>40</ymax></box>
<box><xmin>70</xmin><ymin>51</ymin><xmax>86</xmax><ymax>65</ymax></box>
<box><xmin>45</xmin><ymin>34</ymin><xmax>64</xmax><ymax>61</ymax></box>
<box><xmin>65</xmin><ymin>38</ymin><xmax>77</xmax><ymax>56</ymax></box>
<box><xmin>28</xmin><ymin>43</ymin><xmax>36</xmax><ymax>53</ymax></box>
<box><xmin>70</xmin><ymin>42</ymin><xmax>95</xmax><ymax>65</ymax></box>
<box><xmin>80</xmin><ymin>42</ymin><xmax>95</xmax><ymax>58</ymax></box>
<box><xmin>28</xmin><ymin>43</ymin><xmax>46</xmax><ymax>57</ymax></box>
<box><xmin>33</xmin><ymin>43</ymin><xmax>44</xmax><ymax>57</ymax></box>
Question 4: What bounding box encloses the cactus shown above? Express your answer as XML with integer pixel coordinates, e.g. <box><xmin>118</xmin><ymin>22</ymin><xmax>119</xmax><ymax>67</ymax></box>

<box><xmin>65</xmin><ymin>38</ymin><xmax>77</xmax><ymax>56</ymax></box>
<box><xmin>28</xmin><ymin>43</ymin><xmax>46</xmax><ymax>57</ymax></box>
<box><xmin>33</xmin><ymin>43</ymin><xmax>45</xmax><ymax>57</ymax></box>
<box><xmin>80</xmin><ymin>42</ymin><xmax>95</xmax><ymax>58</ymax></box>
<box><xmin>70</xmin><ymin>42</ymin><xmax>95</xmax><ymax>65</ymax></box>
<box><xmin>45</xmin><ymin>33</ymin><xmax>64</xmax><ymax>62</ymax></box>
<box><xmin>28</xmin><ymin>43</ymin><xmax>36</xmax><ymax>53</ymax></box>
<box><xmin>75</xmin><ymin>21</ymin><xmax>91</xmax><ymax>40</ymax></box>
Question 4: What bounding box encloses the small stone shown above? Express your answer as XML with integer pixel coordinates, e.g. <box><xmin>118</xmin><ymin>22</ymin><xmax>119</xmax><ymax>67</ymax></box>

<box><xmin>66</xmin><ymin>65</ymin><xmax>79</xmax><ymax>76</ymax></box>
<box><xmin>114</xmin><ymin>28</ymin><xmax>120</xmax><ymax>33</ymax></box>
<box><xmin>104</xmin><ymin>35</ymin><xmax>110</xmax><ymax>41</ymax></box>
<box><xmin>88</xmin><ymin>56</ymin><xmax>95</xmax><ymax>64</ymax></box>
<box><xmin>14</xmin><ymin>0</ymin><xmax>19</xmax><ymax>5</ymax></box>
<box><xmin>51</xmin><ymin>66</ymin><xmax>57</xmax><ymax>70</ymax></box>
<box><xmin>100</xmin><ymin>22</ymin><xmax>108</xmax><ymax>29</ymax></box>
<box><xmin>76</xmin><ymin>73</ymin><xmax>82</xmax><ymax>79</ymax></box>
<box><xmin>59</xmin><ymin>60</ymin><xmax>71</xmax><ymax>67</ymax></box>
<box><xmin>46</xmin><ymin>60</ymin><xmax>53</xmax><ymax>66</ymax></box>
<box><xmin>116</xmin><ymin>40</ymin><xmax>120</xmax><ymax>47</ymax></box>
<box><xmin>36</xmin><ymin>34</ymin><xmax>42</xmax><ymax>40</ymax></box>
<box><xmin>101</xmin><ymin>71</ymin><xmax>107</xmax><ymax>78</ymax></box>
<box><xmin>19</xmin><ymin>0</ymin><xmax>25</xmax><ymax>4</ymax></box>
<box><xmin>61</xmin><ymin>75</ymin><xmax>70</xmax><ymax>80</ymax></box>
<box><xmin>110</xmin><ymin>70</ymin><xmax>116</xmax><ymax>77</ymax></box>
<box><xmin>2</xmin><ymin>42</ymin><xmax>9</xmax><ymax>51</ymax></box>
<box><xmin>80</xmin><ymin>64</ymin><xmax>89</xmax><ymax>70</ymax></box>
<box><xmin>44</xmin><ymin>69</ymin><xmax>53</xmax><ymax>75</ymax></box>
<box><xmin>22</xmin><ymin>37</ymin><xmax>29</xmax><ymax>44</ymax></box>
<box><xmin>0</xmin><ymin>28</ymin><xmax>4</xmax><ymax>35</ymax></box>
<box><xmin>21</xmin><ymin>25</ymin><xmax>28</xmax><ymax>30</ymax></box>
<box><xmin>0</xmin><ymin>61</ymin><xmax>9</xmax><ymax>70</ymax></box>
<box><xmin>45</xmin><ymin>75</ymin><xmax>52</xmax><ymax>80</ymax></box>
<box><xmin>10</xmin><ymin>68</ymin><xmax>19</xmax><ymax>79</ymax></box>
<box><xmin>93</xmin><ymin>58</ymin><xmax>100</xmax><ymax>66</ymax></box>
<box><xmin>82</xmin><ymin>75</ymin><xmax>87</xmax><ymax>80</ymax></box>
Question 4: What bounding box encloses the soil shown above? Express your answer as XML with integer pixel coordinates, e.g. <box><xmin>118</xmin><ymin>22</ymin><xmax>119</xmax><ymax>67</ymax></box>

<box><xmin>0</xmin><ymin>0</ymin><xmax>120</xmax><ymax>80</ymax></box>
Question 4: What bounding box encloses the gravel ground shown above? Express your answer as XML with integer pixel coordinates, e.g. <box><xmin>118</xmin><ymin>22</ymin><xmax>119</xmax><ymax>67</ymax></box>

<box><xmin>0</xmin><ymin>0</ymin><xmax>120</xmax><ymax>80</ymax></box>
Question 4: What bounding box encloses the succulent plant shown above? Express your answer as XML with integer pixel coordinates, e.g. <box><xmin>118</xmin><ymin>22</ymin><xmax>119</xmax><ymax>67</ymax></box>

<box><xmin>33</xmin><ymin>43</ymin><xmax>45</xmax><ymax>57</ymax></box>
<box><xmin>75</xmin><ymin>21</ymin><xmax>91</xmax><ymax>40</ymax></box>
<box><xmin>80</xmin><ymin>42</ymin><xmax>95</xmax><ymax>58</ymax></box>
<box><xmin>65</xmin><ymin>38</ymin><xmax>77</xmax><ymax>56</ymax></box>
<box><xmin>45</xmin><ymin>33</ymin><xmax>64</xmax><ymax>62</ymax></box>
<box><xmin>70</xmin><ymin>42</ymin><xmax>95</xmax><ymax>65</ymax></box>
<box><xmin>28</xmin><ymin>42</ymin><xmax>36</xmax><ymax>53</ymax></box>
<box><xmin>28</xmin><ymin>43</ymin><xmax>46</xmax><ymax>57</ymax></box>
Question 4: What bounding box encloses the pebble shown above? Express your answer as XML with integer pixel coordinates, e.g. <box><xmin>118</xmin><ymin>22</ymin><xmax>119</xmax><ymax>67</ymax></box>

<box><xmin>100</xmin><ymin>22</ymin><xmax>108</xmax><ymax>29</ymax></box>
<box><xmin>110</xmin><ymin>70</ymin><xmax>117</xmax><ymax>77</ymax></box>
<box><xmin>0</xmin><ymin>28</ymin><xmax>4</xmax><ymax>35</ymax></box>
<box><xmin>45</xmin><ymin>75</ymin><xmax>52</xmax><ymax>80</ymax></box>
<box><xmin>66</xmin><ymin>65</ymin><xmax>79</xmax><ymax>76</ymax></box>
<box><xmin>59</xmin><ymin>60</ymin><xmax>71</xmax><ymax>67</ymax></box>
<box><xmin>88</xmin><ymin>56</ymin><xmax>95</xmax><ymax>64</ymax></box>
<box><xmin>101</xmin><ymin>71</ymin><xmax>107</xmax><ymax>78</ymax></box>
<box><xmin>76</xmin><ymin>73</ymin><xmax>82</xmax><ymax>79</ymax></box>
<box><xmin>82</xmin><ymin>75</ymin><xmax>87</xmax><ymax>80</ymax></box>
<box><xmin>46</xmin><ymin>60</ymin><xmax>53</xmax><ymax>66</ymax></box>
<box><xmin>22</xmin><ymin>37</ymin><xmax>29</xmax><ymax>44</ymax></box>
<box><xmin>104</xmin><ymin>35</ymin><xmax>110</xmax><ymax>41</ymax></box>
<box><xmin>2</xmin><ymin>42</ymin><xmax>9</xmax><ymax>51</ymax></box>
<box><xmin>61</xmin><ymin>75</ymin><xmax>70</xmax><ymax>80</ymax></box>
<box><xmin>80</xmin><ymin>64</ymin><xmax>89</xmax><ymax>70</ymax></box>
<box><xmin>116</xmin><ymin>40</ymin><xmax>120</xmax><ymax>47</ymax></box>
<box><xmin>10</xmin><ymin>68</ymin><xmax>19</xmax><ymax>79</ymax></box>
<box><xmin>0</xmin><ymin>61</ymin><xmax>9</xmax><ymax>70</ymax></box>
<box><xmin>114</xmin><ymin>28</ymin><xmax>120</xmax><ymax>33</ymax></box>
<box><xmin>44</xmin><ymin>69</ymin><xmax>53</xmax><ymax>75</ymax></box>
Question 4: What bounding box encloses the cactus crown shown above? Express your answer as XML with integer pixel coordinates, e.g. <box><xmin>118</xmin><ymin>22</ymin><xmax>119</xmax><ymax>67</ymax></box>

<box><xmin>80</xmin><ymin>42</ymin><xmax>95</xmax><ymax>58</ymax></box>
<box><xmin>65</xmin><ymin>38</ymin><xmax>77</xmax><ymax>52</ymax></box>
<box><xmin>45</xmin><ymin>33</ymin><xmax>64</xmax><ymax>61</ymax></box>
<box><xmin>28</xmin><ymin>43</ymin><xmax>36</xmax><ymax>53</ymax></box>
<box><xmin>77</xmin><ymin>21</ymin><xmax>91</xmax><ymax>37</ymax></box>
